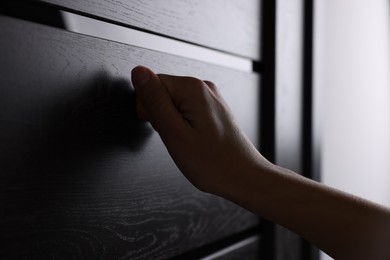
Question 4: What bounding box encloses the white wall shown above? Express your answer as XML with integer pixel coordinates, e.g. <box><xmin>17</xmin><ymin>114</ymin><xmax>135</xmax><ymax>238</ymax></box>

<box><xmin>314</xmin><ymin>1</ymin><xmax>390</xmax><ymax>259</ymax></box>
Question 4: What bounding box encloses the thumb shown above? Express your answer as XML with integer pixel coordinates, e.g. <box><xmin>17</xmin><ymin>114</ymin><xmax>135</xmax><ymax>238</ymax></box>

<box><xmin>131</xmin><ymin>66</ymin><xmax>185</xmax><ymax>139</ymax></box>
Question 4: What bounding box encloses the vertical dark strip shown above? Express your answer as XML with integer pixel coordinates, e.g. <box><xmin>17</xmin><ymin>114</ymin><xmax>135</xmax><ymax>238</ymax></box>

<box><xmin>259</xmin><ymin>0</ymin><xmax>277</xmax><ymax>259</ymax></box>
<box><xmin>302</xmin><ymin>0</ymin><xmax>314</xmax><ymax>181</ymax></box>
<box><xmin>301</xmin><ymin>0</ymin><xmax>320</xmax><ymax>259</ymax></box>
<box><xmin>260</xmin><ymin>0</ymin><xmax>276</xmax><ymax>173</ymax></box>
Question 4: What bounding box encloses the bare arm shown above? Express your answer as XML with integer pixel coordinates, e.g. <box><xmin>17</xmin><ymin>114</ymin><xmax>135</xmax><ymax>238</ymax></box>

<box><xmin>228</xmin><ymin>164</ymin><xmax>390</xmax><ymax>259</ymax></box>
<box><xmin>131</xmin><ymin>66</ymin><xmax>390</xmax><ymax>259</ymax></box>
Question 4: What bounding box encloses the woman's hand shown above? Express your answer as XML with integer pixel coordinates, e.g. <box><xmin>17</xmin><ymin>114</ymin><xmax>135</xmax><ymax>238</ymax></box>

<box><xmin>131</xmin><ymin>65</ymin><xmax>390</xmax><ymax>260</ymax></box>
<box><xmin>131</xmin><ymin>65</ymin><xmax>271</xmax><ymax>195</ymax></box>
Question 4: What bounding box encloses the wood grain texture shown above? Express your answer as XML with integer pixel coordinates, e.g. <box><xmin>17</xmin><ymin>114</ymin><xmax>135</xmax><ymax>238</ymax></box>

<box><xmin>35</xmin><ymin>0</ymin><xmax>261</xmax><ymax>60</ymax></box>
<box><xmin>0</xmin><ymin>16</ymin><xmax>260</xmax><ymax>259</ymax></box>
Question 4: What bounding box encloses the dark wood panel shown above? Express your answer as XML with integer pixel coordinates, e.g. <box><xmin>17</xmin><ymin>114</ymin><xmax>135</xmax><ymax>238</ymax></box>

<box><xmin>35</xmin><ymin>0</ymin><xmax>261</xmax><ymax>60</ymax></box>
<box><xmin>0</xmin><ymin>16</ymin><xmax>260</xmax><ymax>259</ymax></box>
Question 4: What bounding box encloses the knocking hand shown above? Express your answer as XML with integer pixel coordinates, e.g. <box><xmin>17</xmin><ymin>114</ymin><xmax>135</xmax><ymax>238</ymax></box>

<box><xmin>131</xmin><ymin>66</ymin><xmax>270</xmax><ymax>195</ymax></box>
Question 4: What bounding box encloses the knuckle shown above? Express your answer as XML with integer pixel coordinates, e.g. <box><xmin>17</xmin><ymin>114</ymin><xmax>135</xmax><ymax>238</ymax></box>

<box><xmin>203</xmin><ymin>80</ymin><xmax>217</xmax><ymax>90</ymax></box>
<box><xmin>185</xmin><ymin>76</ymin><xmax>206</xmax><ymax>88</ymax></box>
<box><xmin>182</xmin><ymin>76</ymin><xmax>210</xmax><ymax>97</ymax></box>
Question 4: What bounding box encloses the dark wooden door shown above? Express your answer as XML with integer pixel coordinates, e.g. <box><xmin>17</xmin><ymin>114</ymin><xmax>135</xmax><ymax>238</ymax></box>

<box><xmin>0</xmin><ymin>1</ymin><xmax>262</xmax><ymax>258</ymax></box>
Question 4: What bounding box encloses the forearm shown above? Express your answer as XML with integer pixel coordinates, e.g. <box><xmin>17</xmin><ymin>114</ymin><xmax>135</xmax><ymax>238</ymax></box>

<box><xmin>220</xmin><ymin>161</ymin><xmax>390</xmax><ymax>259</ymax></box>
<box><xmin>131</xmin><ymin>67</ymin><xmax>390</xmax><ymax>259</ymax></box>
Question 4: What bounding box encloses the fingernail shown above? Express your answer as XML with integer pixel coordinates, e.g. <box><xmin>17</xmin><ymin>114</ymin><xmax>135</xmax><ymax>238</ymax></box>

<box><xmin>132</xmin><ymin>66</ymin><xmax>151</xmax><ymax>88</ymax></box>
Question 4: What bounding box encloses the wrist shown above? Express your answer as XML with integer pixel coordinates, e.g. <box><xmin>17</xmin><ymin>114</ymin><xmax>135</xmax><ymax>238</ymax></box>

<box><xmin>214</xmin><ymin>152</ymin><xmax>275</xmax><ymax>211</ymax></box>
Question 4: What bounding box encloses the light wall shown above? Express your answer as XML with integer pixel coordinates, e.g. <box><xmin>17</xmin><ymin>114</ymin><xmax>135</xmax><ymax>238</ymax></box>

<box><xmin>314</xmin><ymin>0</ymin><xmax>390</xmax><ymax>259</ymax></box>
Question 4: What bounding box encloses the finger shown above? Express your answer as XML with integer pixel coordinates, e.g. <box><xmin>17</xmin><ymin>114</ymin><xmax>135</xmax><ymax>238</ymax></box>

<box><xmin>157</xmin><ymin>74</ymin><xmax>211</xmax><ymax>111</ymax></box>
<box><xmin>131</xmin><ymin>66</ymin><xmax>186</xmax><ymax>139</ymax></box>
<box><xmin>136</xmin><ymin>98</ymin><xmax>149</xmax><ymax>121</ymax></box>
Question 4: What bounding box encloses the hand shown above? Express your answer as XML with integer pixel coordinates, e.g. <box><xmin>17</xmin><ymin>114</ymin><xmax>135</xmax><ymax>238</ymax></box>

<box><xmin>131</xmin><ymin>66</ymin><xmax>271</xmax><ymax>195</ymax></box>
<box><xmin>131</xmin><ymin>66</ymin><xmax>390</xmax><ymax>260</ymax></box>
